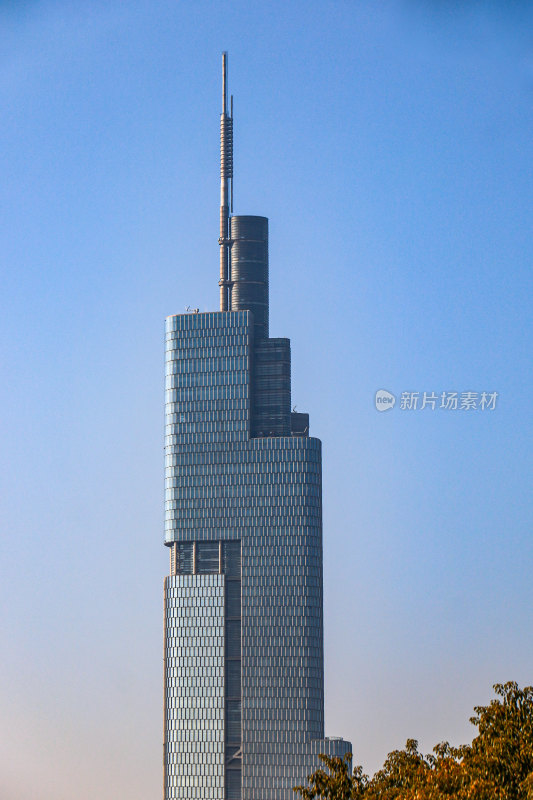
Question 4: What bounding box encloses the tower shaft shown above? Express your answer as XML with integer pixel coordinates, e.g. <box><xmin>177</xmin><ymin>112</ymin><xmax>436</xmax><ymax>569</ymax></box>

<box><xmin>163</xmin><ymin>52</ymin><xmax>352</xmax><ymax>800</ymax></box>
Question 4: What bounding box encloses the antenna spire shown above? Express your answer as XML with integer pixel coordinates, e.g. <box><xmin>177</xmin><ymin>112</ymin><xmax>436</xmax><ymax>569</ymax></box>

<box><xmin>219</xmin><ymin>52</ymin><xmax>233</xmax><ymax>311</ymax></box>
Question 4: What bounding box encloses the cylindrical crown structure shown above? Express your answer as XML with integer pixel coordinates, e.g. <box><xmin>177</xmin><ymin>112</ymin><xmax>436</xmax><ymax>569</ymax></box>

<box><xmin>230</xmin><ymin>215</ymin><xmax>269</xmax><ymax>340</ymax></box>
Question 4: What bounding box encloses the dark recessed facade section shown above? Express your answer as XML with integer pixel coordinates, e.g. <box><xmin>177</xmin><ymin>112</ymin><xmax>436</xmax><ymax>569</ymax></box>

<box><xmin>291</xmin><ymin>412</ymin><xmax>309</xmax><ymax>437</ymax></box>
<box><xmin>230</xmin><ymin>215</ymin><xmax>269</xmax><ymax>341</ymax></box>
<box><xmin>251</xmin><ymin>337</ymin><xmax>291</xmax><ymax>438</ymax></box>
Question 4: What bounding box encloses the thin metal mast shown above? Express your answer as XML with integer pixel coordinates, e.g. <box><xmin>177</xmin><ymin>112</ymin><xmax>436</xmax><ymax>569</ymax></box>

<box><xmin>219</xmin><ymin>51</ymin><xmax>233</xmax><ymax>311</ymax></box>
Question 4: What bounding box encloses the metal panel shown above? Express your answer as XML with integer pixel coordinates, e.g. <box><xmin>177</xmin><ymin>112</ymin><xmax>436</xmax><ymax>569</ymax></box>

<box><xmin>226</xmin><ymin>768</ymin><xmax>242</xmax><ymax>800</ymax></box>
<box><xmin>176</xmin><ymin>542</ymin><xmax>193</xmax><ymax>574</ymax></box>
<box><xmin>197</xmin><ymin>541</ymin><xmax>220</xmax><ymax>574</ymax></box>
<box><xmin>226</xmin><ymin>699</ymin><xmax>242</xmax><ymax>743</ymax></box>
<box><xmin>226</xmin><ymin>619</ymin><xmax>241</xmax><ymax>659</ymax></box>
<box><xmin>226</xmin><ymin>659</ymin><xmax>241</xmax><ymax>697</ymax></box>
<box><xmin>230</xmin><ymin>215</ymin><xmax>269</xmax><ymax>341</ymax></box>
<box><xmin>226</xmin><ymin>580</ymin><xmax>241</xmax><ymax>618</ymax></box>
<box><xmin>291</xmin><ymin>412</ymin><xmax>309</xmax><ymax>436</ymax></box>
<box><xmin>252</xmin><ymin>338</ymin><xmax>291</xmax><ymax>437</ymax></box>
<box><xmin>224</xmin><ymin>542</ymin><xmax>242</xmax><ymax>577</ymax></box>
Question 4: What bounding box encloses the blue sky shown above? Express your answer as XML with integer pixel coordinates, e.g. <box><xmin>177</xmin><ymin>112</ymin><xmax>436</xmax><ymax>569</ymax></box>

<box><xmin>1</xmin><ymin>1</ymin><xmax>532</xmax><ymax>798</ymax></box>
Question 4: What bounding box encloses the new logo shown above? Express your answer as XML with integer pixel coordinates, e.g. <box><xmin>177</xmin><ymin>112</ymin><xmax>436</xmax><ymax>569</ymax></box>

<box><xmin>375</xmin><ymin>389</ymin><xmax>396</xmax><ymax>412</ymax></box>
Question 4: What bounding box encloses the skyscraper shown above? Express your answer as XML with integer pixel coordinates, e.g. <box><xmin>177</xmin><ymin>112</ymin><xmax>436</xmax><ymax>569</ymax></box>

<box><xmin>163</xmin><ymin>53</ymin><xmax>351</xmax><ymax>800</ymax></box>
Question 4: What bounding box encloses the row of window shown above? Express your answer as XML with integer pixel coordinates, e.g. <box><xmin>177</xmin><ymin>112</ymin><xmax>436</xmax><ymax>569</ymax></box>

<box><xmin>165</xmin><ymin>399</ymin><xmax>249</xmax><ymax>426</ymax></box>
<box><xmin>166</xmin><ymin>497</ymin><xmax>320</xmax><ymax>513</ymax></box>
<box><xmin>166</xmin><ymin>421</ymin><xmax>248</xmax><ymax>439</ymax></box>
<box><xmin>165</xmin><ymin>587</ymin><xmax>223</xmax><ymax>597</ymax></box>
<box><xmin>165</xmin><ymin>483</ymin><xmax>319</xmax><ymax>499</ymax></box>
<box><xmin>167</xmin><ymin>571</ymin><xmax>225</xmax><ymax>582</ymax></box>
<box><xmin>241</xmin><ymin>667</ymin><xmax>323</xmax><ymax>680</ymax></box>
<box><xmin>243</xmin><ymin>608</ymin><xmax>322</xmax><ymax>621</ymax></box>
<box><xmin>245</xmin><ymin>549</ymin><xmax>322</xmax><ymax>561</ymax></box>
<box><xmin>168</xmin><ymin>543</ymin><xmax>320</xmax><ymax>559</ymax></box>
<box><xmin>166</xmin><ymin>522</ymin><xmax>320</xmax><ymax>536</ymax></box>
<box><xmin>245</xmin><ymin>575</ymin><xmax>322</xmax><ymax>588</ymax></box>
<box><xmin>166</xmin><ymin>589</ymin><xmax>237</xmax><ymax>600</ymax></box>
<box><xmin>244</xmin><ymin>697</ymin><xmax>323</xmax><ymax>710</ymax></box>
<box><xmin>165</xmin><ymin>497</ymin><xmax>318</xmax><ymax>512</ymax></box>
<box><xmin>163</xmin><ymin>432</ymin><xmax>319</xmax><ymax>452</ymax></box>
<box><xmin>165</xmin><ymin>451</ymin><xmax>320</xmax><ymax>467</ymax></box>
<box><xmin>165</xmin><ymin>537</ymin><xmax>320</xmax><ymax>551</ymax></box>
<box><xmin>164</xmin><ymin>682</ymin><xmax>224</xmax><ymax>695</ymax></box>
<box><xmin>167</xmin><ymin>398</ymin><xmax>248</xmax><ymax>412</ymax></box>
<box><xmin>246</xmin><ymin>556</ymin><xmax>322</xmax><ymax>568</ymax></box>
<box><xmin>166</xmin><ymin>356</ymin><xmax>248</xmax><ymax>375</ymax></box>
<box><xmin>166</xmin><ymin>736</ymin><xmax>224</xmax><ymax>749</ymax></box>
<box><xmin>166</xmin><ymin>640</ymin><xmax>223</xmax><ymax>652</ymax></box>
<box><xmin>242</xmin><ymin>751</ymin><xmax>341</xmax><ymax>764</ymax></box>
<box><xmin>165</xmin><ymin>486</ymin><xmax>319</xmax><ymax>502</ymax></box>
<box><xmin>243</xmin><ymin>733</ymin><xmax>324</xmax><ymax>749</ymax></box>
<box><xmin>166</xmin><ymin>592</ymin><xmax>223</xmax><ymax>604</ymax></box>
<box><xmin>246</xmin><ymin>743</ymin><xmax>349</xmax><ymax>757</ymax></box>
<box><xmin>167</xmin><ymin>540</ymin><xmax>318</xmax><ymax>553</ymax></box>
<box><xmin>241</xmin><ymin>597</ymin><xmax>322</xmax><ymax>610</ymax></box>
<box><xmin>165</xmin><ymin>472</ymin><xmax>320</xmax><ymax>488</ymax></box>
<box><xmin>166</xmin><ymin>679</ymin><xmax>322</xmax><ymax>695</ymax></box>
<box><xmin>166</xmin><ymin>751</ymin><xmax>223</xmax><ymax>764</ymax></box>
<box><xmin>166</xmin><ymin>385</ymin><xmax>249</xmax><ymax>402</ymax></box>
<box><xmin>237</xmin><ymin>646</ymin><xmax>322</xmax><ymax>659</ymax></box>
<box><xmin>165</xmin><ymin>724</ymin><xmax>223</xmax><ymax>740</ymax></box>
<box><xmin>239</xmin><ymin>687</ymin><xmax>323</xmax><ymax>699</ymax></box>
<box><xmin>165</xmin><ymin>310</ymin><xmax>250</xmax><ymax>331</ymax></box>
<box><xmin>168</xmin><ymin>567</ymin><xmax>321</xmax><ymax>584</ymax></box>
<box><xmin>166</xmin><ymin>372</ymin><xmax>248</xmax><ymax>389</ymax></box>
<box><xmin>165</xmin><ymin>330</ymin><xmax>249</xmax><ymax>347</ymax></box>
<box><xmin>165</xmin><ymin>653</ymin><xmax>224</xmax><ymax>664</ymax></box>
<box><xmin>166</xmin><ymin>343</ymin><xmax>248</xmax><ymax>358</ymax></box>
<box><xmin>165</xmin><ymin>526</ymin><xmax>319</xmax><ymax>539</ymax></box>
<box><xmin>165</xmin><ymin>681</ymin><xmax>223</xmax><ymax>693</ymax></box>
<box><xmin>165</xmin><ymin>606</ymin><xmax>321</xmax><ymax>622</ymax></box>
<box><xmin>165</xmin><ymin>506</ymin><xmax>321</xmax><ymax>521</ymax></box>
<box><xmin>165</xmin><ymin>432</ymin><xmax>250</xmax><ymax>448</ymax></box>
<box><xmin>165</xmin><ymin>492</ymin><xmax>320</xmax><ymax>508</ymax></box>
<box><xmin>165</xmin><ymin>631</ymin><xmax>222</xmax><ymax>644</ymax></box>
<box><xmin>165</xmin><ymin>770</ymin><xmax>223</xmax><ymax>782</ymax></box>
<box><xmin>165</xmin><ymin>597</ymin><xmax>224</xmax><ymax>610</ymax></box>
<box><xmin>165</xmin><ymin>787</ymin><xmax>223</xmax><ymax>800</ymax></box>
<box><xmin>166</xmin><ymin>707</ymin><xmax>223</xmax><ymax>720</ymax></box>
<box><xmin>166</xmin><ymin>600</ymin><xmax>224</xmax><ymax>612</ymax></box>
<box><xmin>242</xmin><ymin>673</ymin><xmax>322</xmax><ymax>685</ymax></box>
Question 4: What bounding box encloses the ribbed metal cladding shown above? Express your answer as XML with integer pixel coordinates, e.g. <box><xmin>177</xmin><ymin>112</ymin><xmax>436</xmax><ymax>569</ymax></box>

<box><xmin>220</xmin><ymin>115</ymin><xmax>233</xmax><ymax>179</ymax></box>
<box><xmin>230</xmin><ymin>215</ymin><xmax>269</xmax><ymax>340</ymax></box>
<box><xmin>219</xmin><ymin>51</ymin><xmax>232</xmax><ymax>312</ymax></box>
<box><xmin>252</xmin><ymin>338</ymin><xmax>291</xmax><ymax>437</ymax></box>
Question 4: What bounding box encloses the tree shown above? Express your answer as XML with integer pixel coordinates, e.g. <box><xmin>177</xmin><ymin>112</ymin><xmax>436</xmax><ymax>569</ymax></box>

<box><xmin>460</xmin><ymin>681</ymin><xmax>533</xmax><ymax>799</ymax></box>
<box><xmin>294</xmin><ymin>683</ymin><xmax>533</xmax><ymax>800</ymax></box>
<box><xmin>293</xmin><ymin>753</ymin><xmax>368</xmax><ymax>800</ymax></box>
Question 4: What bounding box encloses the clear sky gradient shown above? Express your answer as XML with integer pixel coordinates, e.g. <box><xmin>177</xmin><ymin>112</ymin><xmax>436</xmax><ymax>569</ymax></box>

<box><xmin>1</xmin><ymin>2</ymin><xmax>532</xmax><ymax>799</ymax></box>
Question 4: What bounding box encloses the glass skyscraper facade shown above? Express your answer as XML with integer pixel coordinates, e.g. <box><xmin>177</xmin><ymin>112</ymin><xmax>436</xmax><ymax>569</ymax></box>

<box><xmin>163</xmin><ymin>55</ymin><xmax>350</xmax><ymax>800</ymax></box>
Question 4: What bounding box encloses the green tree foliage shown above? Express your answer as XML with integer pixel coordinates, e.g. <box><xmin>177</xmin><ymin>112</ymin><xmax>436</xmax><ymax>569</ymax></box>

<box><xmin>293</xmin><ymin>683</ymin><xmax>533</xmax><ymax>800</ymax></box>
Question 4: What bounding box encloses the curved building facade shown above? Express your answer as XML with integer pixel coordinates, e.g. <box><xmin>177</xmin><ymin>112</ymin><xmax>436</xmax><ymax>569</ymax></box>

<box><xmin>163</xmin><ymin>55</ymin><xmax>351</xmax><ymax>800</ymax></box>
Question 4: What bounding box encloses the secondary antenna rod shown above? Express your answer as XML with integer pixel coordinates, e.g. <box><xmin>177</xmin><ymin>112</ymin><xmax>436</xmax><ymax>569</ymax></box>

<box><xmin>219</xmin><ymin>51</ymin><xmax>233</xmax><ymax>311</ymax></box>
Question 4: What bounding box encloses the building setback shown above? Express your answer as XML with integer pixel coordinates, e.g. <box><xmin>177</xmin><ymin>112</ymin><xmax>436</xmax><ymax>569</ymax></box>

<box><xmin>163</xmin><ymin>53</ymin><xmax>351</xmax><ymax>800</ymax></box>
